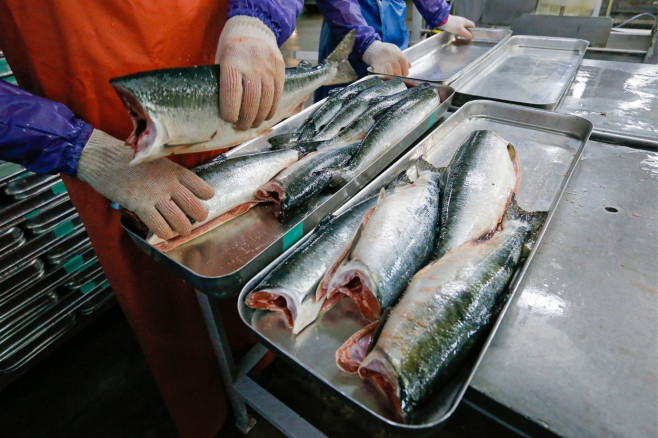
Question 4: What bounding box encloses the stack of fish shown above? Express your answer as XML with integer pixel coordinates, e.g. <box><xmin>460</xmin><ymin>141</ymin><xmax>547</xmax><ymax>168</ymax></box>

<box><xmin>245</xmin><ymin>129</ymin><xmax>547</xmax><ymax>423</ymax></box>
<box><xmin>118</xmin><ymin>67</ymin><xmax>442</xmax><ymax>250</ymax></box>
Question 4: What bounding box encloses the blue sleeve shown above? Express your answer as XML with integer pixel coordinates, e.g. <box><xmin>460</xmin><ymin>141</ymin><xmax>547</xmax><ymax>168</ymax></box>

<box><xmin>227</xmin><ymin>0</ymin><xmax>304</xmax><ymax>46</ymax></box>
<box><xmin>316</xmin><ymin>0</ymin><xmax>381</xmax><ymax>58</ymax></box>
<box><xmin>412</xmin><ymin>0</ymin><xmax>451</xmax><ymax>28</ymax></box>
<box><xmin>0</xmin><ymin>80</ymin><xmax>92</xmax><ymax>176</ymax></box>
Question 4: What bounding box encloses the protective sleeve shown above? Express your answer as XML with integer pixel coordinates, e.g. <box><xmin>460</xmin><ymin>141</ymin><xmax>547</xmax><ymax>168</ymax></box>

<box><xmin>316</xmin><ymin>0</ymin><xmax>381</xmax><ymax>58</ymax></box>
<box><xmin>413</xmin><ymin>0</ymin><xmax>451</xmax><ymax>28</ymax></box>
<box><xmin>0</xmin><ymin>80</ymin><xmax>93</xmax><ymax>176</ymax></box>
<box><xmin>227</xmin><ymin>0</ymin><xmax>305</xmax><ymax>46</ymax></box>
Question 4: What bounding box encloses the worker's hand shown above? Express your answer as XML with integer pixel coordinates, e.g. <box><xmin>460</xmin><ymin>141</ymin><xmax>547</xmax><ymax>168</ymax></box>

<box><xmin>215</xmin><ymin>16</ymin><xmax>285</xmax><ymax>131</ymax></box>
<box><xmin>77</xmin><ymin>129</ymin><xmax>214</xmax><ymax>239</ymax></box>
<box><xmin>439</xmin><ymin>15</ymin><xmax>476</xmax><ymax>39</ymax></box>
<box><xmin>362</xmin><ymin>40</ymin><xmax>411</xmax><ymax>76</ymax></box>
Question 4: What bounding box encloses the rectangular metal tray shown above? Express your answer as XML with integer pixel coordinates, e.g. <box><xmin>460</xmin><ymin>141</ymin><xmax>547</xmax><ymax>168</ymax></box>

<box><xmin>238</xmin><ymin>100</ymin><xmax>593</xmax><ymax>433</ymax></box>
<box><xmin>557</xmin><ymin>59</ymin><xmax>658</xmax><ymax>149</ymax></box>
<box><xmin>368</xmin><ymin>28</ymin><xmax>511</xmax><ymax>84</ymax></box>
<box><xmin>450</xmin><ymin>36</ymin><xmax>589</xmax><ymax>110</ymax></box>
<box><xmin>122</xmin><ymin>78</ymin><xmax>455</xmax><ymax>299</ymax></box>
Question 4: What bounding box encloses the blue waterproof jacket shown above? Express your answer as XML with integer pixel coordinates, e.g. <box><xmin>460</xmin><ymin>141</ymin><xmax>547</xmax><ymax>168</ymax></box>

<box><xmin>0</xmin><ymin>0</ymin><xmax>301</xmax><ymax>176</ymax></box>
<box><xmin>315</xmin><ymin>0</ymin><xmax>450</xmax><ymax>99</ymax></box>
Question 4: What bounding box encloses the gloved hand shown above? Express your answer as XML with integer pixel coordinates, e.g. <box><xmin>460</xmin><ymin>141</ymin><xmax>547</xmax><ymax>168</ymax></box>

<box><xmin>215</xmin><ymin>16</ymin><xmax>285</xmax><ymax>131</ymax></box>
<box><xmin>77</xmin><ymin>129</ymin><xmax>215</xmax><ymax>239</ymax></box>
<box><xmin>438</xmin><ymin>15</ymin><xmax>476</xmax><ymax>40</ymax></box>
<box><xmin>363</xmin><ymin>40</ymin><xmax>411</xmax><ymax>76</ymax></box>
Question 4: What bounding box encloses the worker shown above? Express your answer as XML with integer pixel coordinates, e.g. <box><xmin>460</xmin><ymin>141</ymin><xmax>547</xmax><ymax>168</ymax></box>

<box><xmin>315</xmin><ymin>0</ymin><xmax>475</xmax><ymax>99</ymax></box>
<box><xmin>0</xmin><ymin>1</ymin><xmax>303</xmax><ymax>436</ymax></box>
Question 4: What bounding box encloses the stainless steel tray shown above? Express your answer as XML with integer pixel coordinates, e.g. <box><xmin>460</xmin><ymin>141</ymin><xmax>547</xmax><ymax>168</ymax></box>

<box><xmin>0</xmin><ymin>187</ymin><xmax>69</xmax><ymax>234</ymax></box>
<box><xmin>0</xmin><ymin>258</ymin><xmax>45</xmax><ymax>303</ymax></box>
<box><xmin>450</xmin><ymin>36</ymin><xmax>589</xmax><ymax>110</ymax></box>
<box><xmin>368</xmin><ymin>28</ymin><xmax>511</xmax><ymax>84</ymax></box>
<box><xmin>0</xmin><ymin>162</ymin><xmax>25</xmax><ymax>188</ymax></box>
<box><xmin>23</xmin><ymin>200</ymin><xmax>77</xmax><ymax>235</ymax></box>
<box><xmin>62</xmin><ymin>261</ymin><xmax>102</xmax><ymax>289</ymax></box>
<box><xmin>557</xmin><ymin>59</ymin><xmax>658</xmax><ymax>149</ymax></box>
<box><xmin>238</xmin><ymin>100</ymin><xmax>593</xmax><ymax>432</ymax></box>
<box><xmin>3</xmin><ymin>173</ymin><xmax>60</xmax><ymax>200</ymax></box>
<box><xmin>44</xmin><ymin>232</ymin><xmax>90</xmax><ymax>266</ymax></box>
<box><xmin>0</xmin><ymin>226</ymin><xmax>25</xmax><ymax>255</ymax></box>
<box><xmin>77</xmin><ymin>283</ymin><xmax>114</xmax><ymax>316</ymax></box>
<box><xmin>122</xmin><ymin>78</ymin><xmax>455</xmax><ymax>299</ymax></box>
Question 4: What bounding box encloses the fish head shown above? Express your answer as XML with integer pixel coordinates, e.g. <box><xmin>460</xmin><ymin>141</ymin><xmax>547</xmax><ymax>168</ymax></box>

<box><xmin>110</xmin><ymin>79</ymin><xmax>170</xmax><ymax>164</ymax></box>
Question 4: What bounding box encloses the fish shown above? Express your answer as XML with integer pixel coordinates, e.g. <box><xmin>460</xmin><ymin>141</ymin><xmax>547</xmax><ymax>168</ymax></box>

<box><xmin>312</xmin><ymin>79</ymin><xmax>408</xmax><ymax>141</ymax></box>
<box><xmin>254</xmin><ymin>141</ymin><xmax>361</xmax><ymax>216</ymax></box>
<box><xmin>294</xmin><ymin>76</ymin><xmax>384</xmax><ymax>142</ymax></box>
<box><xmin>110</xmin><ymin>31</ymin><xmax>357</xmax><ymax>164</ymax></box>
<box><xmin>244</xmin><ymin>195</ymin><xmax>378</xmax><ymax>334</ymax></box>
<box><xmin>321</xmin><ymin>162</ymin><xmax>441</xmax><ymax>321</ymax></box>
<box><xmin>333</xmin><ymin>84</ymin><xmax>440</xmax><ymax>185</ymax></box>
<box><xmin>147</xmin><ymin>149</ymin><xmax>300</xmax><ymax>251</ymax></box>
<box><xmin>434</xmin><ymin>130</ymin><xmax>521</xmax><ymax>259</ymax></box>
<box><xmin>357</xmin><ymin>206</ymin><xmax>546</xmax><ymax>423</ymax></box>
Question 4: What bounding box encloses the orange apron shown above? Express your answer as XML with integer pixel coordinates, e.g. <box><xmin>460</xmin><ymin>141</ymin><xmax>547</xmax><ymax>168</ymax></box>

<box><xmin>0</xmin><ymin>2</ymin><xmax>257</xmax><ymax>436</ymax></box>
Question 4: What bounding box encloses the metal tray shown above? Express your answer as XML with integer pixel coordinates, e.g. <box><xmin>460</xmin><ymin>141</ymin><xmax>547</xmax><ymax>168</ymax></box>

<box><xmin>62</xmin><ymin>261</ymin><xmax>103</xmax><ymax>290</ymax></box>
<box><xmin>368</xmin><ymin>28</ymin><xmax>511</xmax><ymax>84</ymax></box>
<box><xmin>43</xmin><ymin>232</ymin><xmax>90</xmax><ymax>266</ymax></box>
<box><xmin>0</xmin><ymin>226</ymin><xmax>25</xmax><ymax>255</ymax></box>
<box><xmin>3</xmin><ymin>173</ymin><xmax>60</xmax><ymax>200</ymax></box>
<box><xmin>0</xmin><ymin>258</ymin><xmax>45</xmax><ymax>303</ymax></box>
<box><xmin>238</xmin><ymin>100</ymin><xmax>593</xmax><ymax>432</ymax></box>
<box><xmin>450</xmin><ymin>36</ymin><xmax>589</xmax><ymax>110</ymax></box>
<box><xmin>77</xmin><ymin>283</ymin><xmax>114</xmax><ymax>316</ymax></box>
<box><xmin>0</xmin><ymin>187</ymin><xmax>69</xmax><ymax>234</ymax></box>
<box><xmin>0</xmin><ymin>218</ymin><xmax>84</xmax><ymax>279</ymax></box>
<box><xmin>122</xmin><ymin>78</ymin><xmax>455</xmax><ymax>298</ymax></box>
<box><xmin>23</xmin><ymin>200</ymin><xmax>77</xmax><ymax>235</ymax></box>
<box><xmin>0</xmin><ymin>162</ymin><xmax>25</xmax><ymax>189</ymax></box>
<box><xmin>557</xmin><ymin>59</ymin><xmax>658</xmax><ymax>149</ymax></box>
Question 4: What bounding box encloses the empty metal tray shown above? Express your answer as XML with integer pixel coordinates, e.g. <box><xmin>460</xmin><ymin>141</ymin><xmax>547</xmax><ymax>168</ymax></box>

<box><xmin>450</xmin><ymin>35</ymin><xmax>589</xmax><ymax>110</ymax></box>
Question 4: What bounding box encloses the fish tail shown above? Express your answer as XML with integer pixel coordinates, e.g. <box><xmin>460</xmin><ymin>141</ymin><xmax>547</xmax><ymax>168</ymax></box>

<box><xmin>505</xmin><ymin>197</ymin><xmax>548</xmax><ymax>234</ymax></box>
<box><xmin>325</xmin><ymin>30</ymin><xmax>358</xmax><ymax>85</ymax></box>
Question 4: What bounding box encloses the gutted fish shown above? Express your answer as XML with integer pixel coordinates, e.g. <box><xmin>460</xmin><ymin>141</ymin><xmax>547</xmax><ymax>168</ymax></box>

<box><xmin>110</xmin><ymin>31</ymin><xmax>357</xmax><ymax>164</ymax></box>
<box><xmin>334</xmin><ymin>84</ymin><xmax>441</xmax><ymax>185</ymax></box>
<box><xmin>245</xmin><ymin>195</ymin><xmax>377</xmax><ymax>334</ymax></box>
<box><xmin>357</xmin><ymin>208</ymin><xmax>545</xmax><ymax>423</ymax></box>
<box><xmin>313</xmin><ymin>79</ymin><xmax>408</xmax><ymax>141</ymax></box>
<box><xmin>147</xmin><ymin>149</ymin><xmax>299</xmax><ymax>251</ymax></box>
<box><xmin>321</xmin><ymin>164</ymin><xmax>441</xmax><ymax>321</ymax></box>
<box><xmin>434</xmin><ymin>130</ymin><xmax>520</xmax><ymax>259</ymax></box>
<box><xmin>254</xmin><ymin>141</ymin><xmax>361</xmax><ymax>216</ymax></box>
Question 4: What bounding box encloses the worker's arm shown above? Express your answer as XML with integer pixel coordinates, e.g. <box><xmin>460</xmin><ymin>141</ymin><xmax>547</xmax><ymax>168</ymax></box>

<box><xmin>316</xmin><ymin>0</ymin><xmax>381</xmax><ymax>60</ymax></box>
<box><xmin>0</xmin><ymin>80</ymin><xmax>213</xmax><ymax>239</ymax></box>
<box><xmin>217</xmin><ymin>0</ymin><xmax>304</xmax><ymax>130</ymax></box>
<box><xmin>413</xmin><ymin>0</ymin><xmax>475</xmax><ymax>39</ymax></box>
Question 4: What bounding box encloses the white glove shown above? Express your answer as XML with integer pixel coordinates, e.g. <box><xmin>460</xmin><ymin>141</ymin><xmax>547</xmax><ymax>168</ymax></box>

<box><xmin>215</xmin><ymin>16</ymin><xmax>285</xmax><ymax>131</ymax></box>
<box><xmin>438</xmin><ymin>15</ymin><xmax>476</xmax><ymax>40</ymax></box>
<box><xmin>77</xmin><ymin>129</ymin><xmax>214</xmax><ymax>239</ymax></box>
<box><xmin>362</xmin><ymin>40</ymin><xmax>411</xmax><ymax>76</ymax></box>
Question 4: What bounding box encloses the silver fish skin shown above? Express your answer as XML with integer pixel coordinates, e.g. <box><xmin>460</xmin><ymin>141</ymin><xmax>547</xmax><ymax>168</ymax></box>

<box><xmin>147</xmin><ymin>149</ymin><xmax>299</xmax><ymax>250</ymax></box>
<box><xmin>434</xmin><ymin>130</ymin><xmax>520</xmax><ymax>259</ymax></box>
<box><xmin>245</xmin><ymin>195</ymin><xmax>377</xmax><ymax>334</ymax></box>
<box><xmin>358</xmin><ymin>215</ymin><xmax>535</xmax><ymax>423</ymax></box>
<box><xmin>254</xmin><ymin>141</ymin><xmax>361</xmax><ymax>216</ymax></box>
<box><xmin>313</xmin><ymin>79</ymin><xmax>408</xmax><ymax>141</ymax></box>
<box><xmin>295</xmin><ymin>76</ymin><xmax>384</xmax><ymax>141</ymax></box>
<box><xmin>335</xmin><ymin>84</ymin><xmax>440</xmax><ymax>185</ymax></box>
<box><xmin>110</xmin><ymin>31</ymin><xmax>357</xmax><ymax>164</ymax></box>
<box><xmin>323</xmin><ymin>168</ymin><xmax>441</xmax><ymax>321</ymax></box>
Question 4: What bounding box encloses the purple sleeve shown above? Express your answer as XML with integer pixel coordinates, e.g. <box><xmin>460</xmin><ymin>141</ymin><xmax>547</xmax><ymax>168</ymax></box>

<box><xmin>0</xmin><ymin>80</ymin><xmax>92</xmax><ymax>176</ymax></box>
<box><xmin>227</xmin><ymin>0</ymin><xmax>304</xmax><ymax>46</ymax></box>
<box><xmin>413</xmin><ymin>0</ymin><xmax>451</xmax><ymax>28</ymax></box>
<box><xmin>316</xmin><ymin>0</ymin><xmax>381</xmax><ymax>58</ymax></box>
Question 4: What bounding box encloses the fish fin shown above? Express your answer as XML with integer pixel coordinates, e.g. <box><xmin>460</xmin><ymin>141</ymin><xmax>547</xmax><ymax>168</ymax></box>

<box><xmin>415</xmin><ymin>157</ymin><xmax>442</xmax><ymax>174</ymax></box>
<box><xmin>295</xmin><ymin>60</ymin><xmax>314</xmax><ymax>70</ymax></box>
<box><xmin>328</xmin><ymin>87</ymin><xmax>344</xmax><ymax>97</ymax></box>
<box><xmin>288</xmin><ymin>140</ymin><xmax>329</xmax><ymax>155</ymax></box>
<box><xmin>505</xmin><ymin>197</ymin><xmax>548</xmax><ymax>234</ymax></box>
<box><xmin>385</xmin><ymin>170</ymin><xmax>413</xmax><ymax>190</ymax></box>
<box><xmin>377</xmin><ymin>187</ymin><xmax>386</xmax><ymax>204</ymax></box>
<box><xmin>267</xmin><ymin>132</ymin><xmax>297</xmax><ymax>149</ymax></box>
<box><xmin>325</xmin><ymin>30</ymin><xmax>358</xmax><ymax>85</ymax></box>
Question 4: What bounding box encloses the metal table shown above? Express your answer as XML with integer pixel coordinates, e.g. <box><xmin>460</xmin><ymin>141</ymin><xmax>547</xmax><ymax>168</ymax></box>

<box><xmin>558</xmin><ymin>59</ymin><xmax>658</xmax><ymax>149</ymax></box>
<box><xmin>469</xmin><ymin>140</ymin><xmax>658</xmax><ymax>438</ymax></box>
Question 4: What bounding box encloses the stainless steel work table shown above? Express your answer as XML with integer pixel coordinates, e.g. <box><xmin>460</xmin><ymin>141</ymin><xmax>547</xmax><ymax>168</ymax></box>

<box><xmin>469</xmin><ymin>140</ymin><xmax>658</xmax><ymax>438</ymax></box>
<box><xmin>558</xmin><ymin>59</ymin><xmax>658</xmax><ymax>148</ymax></box>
